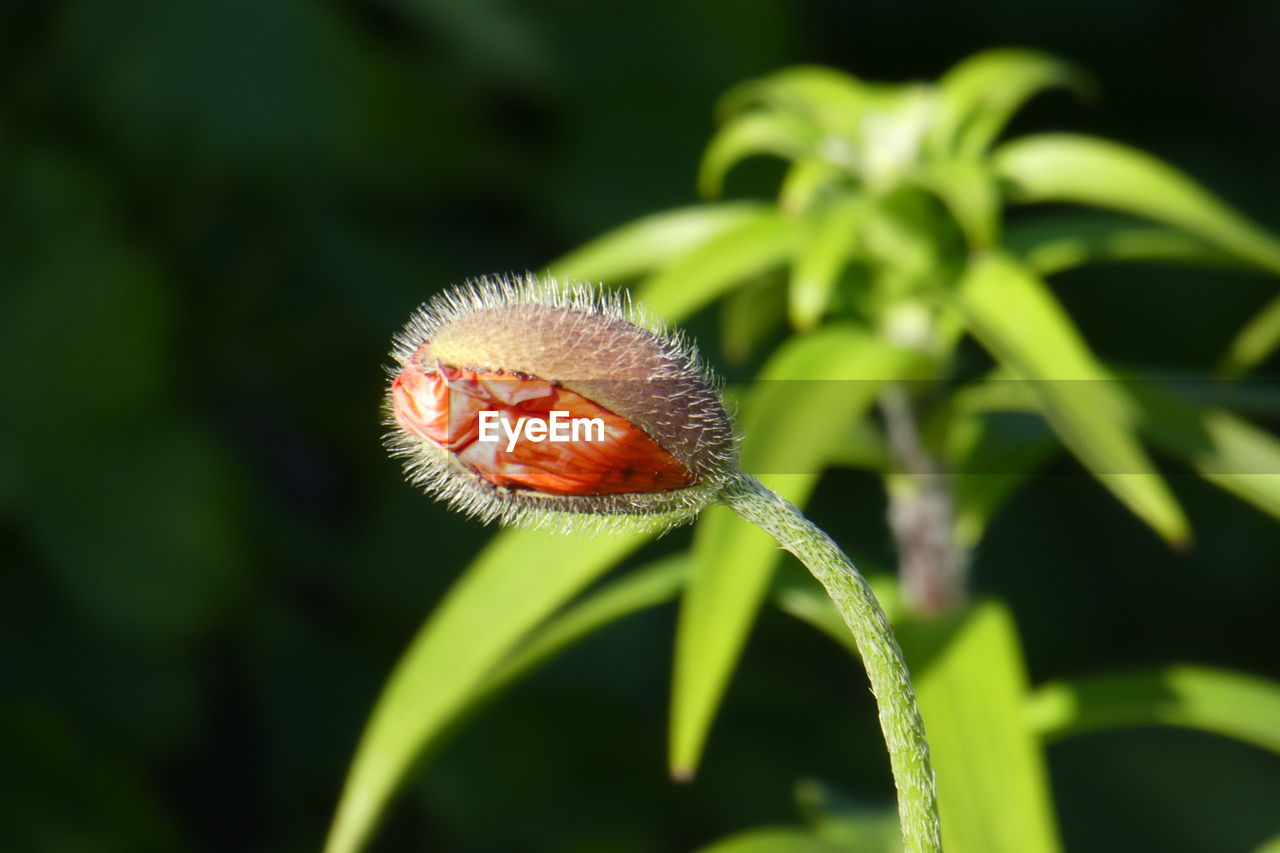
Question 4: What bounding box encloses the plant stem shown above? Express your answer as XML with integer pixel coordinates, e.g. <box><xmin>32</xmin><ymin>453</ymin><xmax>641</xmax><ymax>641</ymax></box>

<box><xmin>719</xmin><ymin>473</ymin><xmax>941</xmax><ymax>853</ymax></box>
<box><xmin>879</xmin><ymin>386</ymin><xmax>967</xmax><ymax>615</ymax></box>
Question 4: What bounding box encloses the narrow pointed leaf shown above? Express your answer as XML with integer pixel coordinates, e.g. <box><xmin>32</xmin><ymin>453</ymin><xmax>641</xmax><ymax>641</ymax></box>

<box><xmin>548</xmin><ymin>202</ymin><xmax>771</xmax><ymax>284</ymax></box>
<box><xmin>670</xmin><ymin>328</ymin><xmax>921</xmax><ymax>778</ymax></box>
<box><xmin>477</xmin><ymin>555</ymin><xmax>688</xmax><ymax>701</ymax></box>
<box><xmin>945</xmin><ymin>410</ymin><xmax>1060</xmax><ymax>548</ymax></box>
<box><xmin>932</xmin><ymin>49</ymin><xmax>1089</xmax><ymax>158</ymax></box>
<box><xmin>326</xmin><ymin>528</ymin><xmax>651</xmax><ymax>853</ymax></box>
<box><xmin>953</xmin><ymin>253</ymin><xmax>1190</xmax><ymax>544</ymax></box>
<box><xmin>1220</xmin><ymin>293</ymin><xmax>1280</xmax><ymax>378</ymax></box>
<box><xmin>1255</xmin><ymin>834</ymin><xmax>1280</xmax><ymax>853</ymax></box>
<box><xmin>696</xmin><ymin>828</ymin><xmax>850</xmax><ymax>853</ymax></box>
<box><xmin>1006</xmin><ymin>216</ymin><xmax>1242</xmax><ymax>276</ymax></box>
<box><xmin>927</xmin><ymin>158</ymin><xmax>1001</xmax><ymax>249</ymax></box>
<box><xmin>779</xmin><ymin>159</ymin><xmax>847</xmax><ymax>215</ymax></box>
<box><xmin>826</xmin><ymin>418</ymin><xmax>891</xmax><ymax>471</ymax></box>
<box><xmin>899</xmin><ymin>600</ymin><xmax>1061</xmax><ymax>853</ymax></box>
<box><xmin>790</xmin><ymin>196</ymin><xmax>866</xmax><ymax>329</ymax></box>
<box><xmin>717</xmin><ymin>66</ymin><xmax>869</xmax><ymax>133</ymax></box>
<box><xmin>700</xmin><ymin>111</ymin><xmax>818</xmax><ymax>199</ymax></box>
<box><xmin>773</xmin><ymin>568</ymin><xmax>900</xmax><ymax>657</ymax></box>
<box><xmin>996</xmin><ymin>134</ymin><xmax>1280</xmax><ymax>273</ymax></box>
<box><xmin>721</xmin><ymin>277</ymin><xmax>789</xmax><ymax>365</ymax></box>
<box><xmin>937</xmin><ymin>375</ymin><xmax>1061</xmax><ymax>546</ymax></box>
<box><xmin>1126</xmin><ymin>377</ymin><xmax>1280</xmax><ymax>522</ymax></box>
<box><xmin>1027</xmin><ymin>665</ymin><xmax>1280</xmax><ymax>756</ymax></box>
<box><xmin>639</xmin><ymin>210</ymin><xmax>799</xmax><ymax>322</ymax></box>
<box><xmin>795</xmin><ymin>779</ymin><xmax>904</xmax><ymax>852</ymax></box>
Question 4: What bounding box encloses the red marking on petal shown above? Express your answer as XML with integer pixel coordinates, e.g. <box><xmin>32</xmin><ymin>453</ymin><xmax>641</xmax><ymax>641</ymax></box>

<box><xmin>392</xmin><ymin>361</ymin><xmax>694</xmax><ymax>495</ymax></box>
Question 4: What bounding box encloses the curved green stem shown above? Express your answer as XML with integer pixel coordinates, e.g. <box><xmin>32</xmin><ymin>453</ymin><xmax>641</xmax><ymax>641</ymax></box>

<box><xmin>719</xmin><ymin>474</ymin><xmax>941</xmax><ymax>853</ymax></box>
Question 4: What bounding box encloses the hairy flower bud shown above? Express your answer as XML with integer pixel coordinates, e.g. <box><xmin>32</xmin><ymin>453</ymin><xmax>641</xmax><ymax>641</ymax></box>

<box><xmin>385</xmin><ymin>274</ymin><xmax>738</xmax><ymax>532</ymax></box>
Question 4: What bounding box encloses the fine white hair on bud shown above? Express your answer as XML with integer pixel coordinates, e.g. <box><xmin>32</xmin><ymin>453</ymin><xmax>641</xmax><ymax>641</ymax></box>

<box><xmin>384</xmin><ymin>272</ymin><xmax>739</xmax><ymax>533</ymax></box>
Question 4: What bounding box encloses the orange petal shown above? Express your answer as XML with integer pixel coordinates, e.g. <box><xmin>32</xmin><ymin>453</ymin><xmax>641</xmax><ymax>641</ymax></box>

<box><xmin>392</xmin><ymin>362</ymin><xmax>694</xmax><ymax>495</ymax></box>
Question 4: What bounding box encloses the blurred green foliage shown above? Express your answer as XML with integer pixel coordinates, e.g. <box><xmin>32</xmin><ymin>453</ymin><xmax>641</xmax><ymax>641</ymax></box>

<box><xmin>4</xmin><ymin>2</ymin><xmax>1280</xmax><ymax>852</ymax></box>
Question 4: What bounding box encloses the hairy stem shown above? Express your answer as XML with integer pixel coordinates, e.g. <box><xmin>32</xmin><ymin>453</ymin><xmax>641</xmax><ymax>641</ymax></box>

<box><xmin>720</xmin><ymin>474</ymin><xmax>941</xmax><ymax>853</ymax></box>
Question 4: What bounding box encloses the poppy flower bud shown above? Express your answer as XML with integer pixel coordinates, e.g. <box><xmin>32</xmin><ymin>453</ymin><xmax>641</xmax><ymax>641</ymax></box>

<box><xmin>385</xmin><ymin>273</ymin><xmax>738</xmax><ymax>532</ymax></box>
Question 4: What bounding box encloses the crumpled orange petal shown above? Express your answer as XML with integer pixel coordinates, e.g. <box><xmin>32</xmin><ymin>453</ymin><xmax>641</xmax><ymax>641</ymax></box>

<box><xmin>392</xmin><ymin>358</ymin><xmax>694</xmax><ymax>496</ymax></box>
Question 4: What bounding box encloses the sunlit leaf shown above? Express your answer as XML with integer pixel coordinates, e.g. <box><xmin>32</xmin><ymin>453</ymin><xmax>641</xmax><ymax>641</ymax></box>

<box><xmin>779</xmin><ymin>159</ymin><xmax>848</xmax><ymax>215</ymax></box>
<box><xmin>952</xmin><ymin>253</ymin><xmax>1190</xmax><ymax>545</ymax></box>
<box><xmin>1005</xmin><ymin>215</ymin><xmax>1243</xmax><ymax>276</ymax></box>
<box><xmin>926</xmin><ymin>158</ymin><xmax>1000</xmax><ymax>249</ymax></box>
<box><xmin>899</xmin><ymin>600</ymin><xmax>1061</xmax><ymax>853</ymax></box>
<box><xmin>1220</xmin><ymin>293</ymin><xmax>1280</xmax><ymax>379</ymax></box>
<box><xmin>944</xmin><ymin>409</ymin><xmax>1060</xmax><ymax>548</ymax></box>
<box><xmin>476</xmin><ymin>554</ymin><xmax>688</xmax><ymax>701</ymax></box>
<box><xmin>826</xmin><ymin>418</ymin><xmax>891</xmax><ymax>472</ymax></box>
<box><xmin>722</xmin><ymin>277</ymin><xmax>789</xmax><ymax>365</ymax></box>
<box><xmin>717</xmin><ymin>65</ymin><xmax>870</xmax><ymax>134</ymax></box>
<box><xmin>996</xmin><ymin>134</ymin><xmax>1280</xmax><ymax>273</ymax></box>
<box><xmin>795</xmin><ymin>778</ymin><xmax>904</xmax><ymax>853</ymax></box>
<box><xmin>326</xmin><ymin>528</ymin><xmax>651</xmax><ymax>853</ymax></box>
<box><xmin>700</xmin><ymin>111</ymin><xmax>818</xmax><ymax>199</ymax></box>
<box><xmin>860</xmin><ymin>189</ymin><xmax>950</xmax><ymax>304</ymax></box>
<box><xmin>548</xmin><ymin>202</ymin><xmax>771</xmax><ymax>284</ymax></box>
<box><xmin>670</xmin><ymin>327</ymin><xmax>922</xmax><ymax>778</ymax></box>
<box><xmin>932</xmin><ymin>49</ymin><xmax>1089</xmax><ymax>158</ymax></box>
<box><xmin>934</xmin><ymin>375</ymin><xmax>1061</xmax><ymax>546</ymax></box>
<box><xmin>639</xmin><ymin>210</ymin><xmax>799</xmax><ymax>322</ymax></box>
<box><xmin>696</xmin><ymin>828</ymin><xmax>849</xmax><ymax>853</ymax></box>
<box><xmin>1126</xmin><ymin>377</ymin><xmax>1280</xmax><ymax>522</ymax></box>
<box><xmin>1027</xmin><ymin>665</ymin><xmax>1280</xmax><ymax>757</ymax></box>
<box><xmin>857</xmin><ymin>86</ymin><xmax>935</xmax><ymax>191</ymax></box>
<box><xmin>773</xmin><ymin>568</ymin><xmax>901</xmax><ymax>657</ymax></box>
<box><xmin>790</xmin><ymin>196</ymin><xmax>866</xmax><ymax>329</ymax></box>
<box><xmin>1255</xmin><ymin>833</ymin><xmax>1280</xmax><ymax>853</ymax></box>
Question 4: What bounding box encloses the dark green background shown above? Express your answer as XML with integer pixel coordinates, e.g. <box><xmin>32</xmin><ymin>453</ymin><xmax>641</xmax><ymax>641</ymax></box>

<box><xmin>3</xmin><ymin>1</ymin><xmax>1279</xmax><ymax>850</ymax></box>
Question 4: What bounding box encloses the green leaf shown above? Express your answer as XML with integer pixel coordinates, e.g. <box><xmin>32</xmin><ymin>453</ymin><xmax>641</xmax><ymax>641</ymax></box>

<box><xmin>856</xmin><ymin>85</ymin><xmax>935</xmax><ymax>191</ymax></box>
<box><xmin>926</xmin><ymin>158</ymin><xmax>1000</xmax><ymax>249</ymax></box>
<box><xmin>476</xmin><ymin>554</ymin><xmax>688</xmax><ymax>701</ymax></box>
<box><xmin>696</xmin><ymin>828</ymin><xmax>850</xmax><ymax>853</ymax></box>
<box><xmin>826</xmin><ymin>417</ymin><xmax>891</xmax><ymax>471</ymax></box>
<box><xmin>952</xmin><ymin>253</ymin><xmax>1190</xmax><ymax>545</ymax></box>
<box><xmin>1255</xmin><ymin>834</ymin><xmax>1280</xmax><ymax>853</ymax></box>
<box><xmin>933</xmin><ymin>375</ymin><xmax>1062</xmax><ymax>546</ymax></box>
<box><xmin>1220</xmin><ymin>293</ymin><xmax>1280</xmax><ymax>378</ymax></box>
<box><xmin>670</xmin><ymin>327</ymin><xmax>922</xmax><ymax>779</ymax></box>
<box><xmin>773</xmin><ymin>577</ymin><xmax>857</xmax><ymax>656</ymax></box>
<box><xmin>779</xmin><ymin>158</ymin><xmax>848</xmax><ymax>215</ymax></box>
<box><xmin>1005</xmin><ymin>214</ymin><xmax>1244</xmax><ymax>276</ymax></box>
<box><xmin>721</xmin><ymin>276</ymin><xmax>789</xmax><ymax>365</ymax></box>
<box><xmin>773</xmin><ymin>568</ymin><xmax>901</xmax><ymax>657</ymax></box>
<box><xmin>996</xmin><ymin>133</ymin><xmax>1280</xmax><ymax>274</ymax></box>
<box><xmin>547</xmin><ymin>202</ymin><xmax>771</xmax><ymax>284</ymax></box>
<box><xmin>700</xmin><ymin>111</ymin><xmax>818</xmax><ymax>199</ymax></box>
<box><xmin>717</xmin><ymin>65</ymin><xmax>870</xmax><ymax>133</ymax></box>
<box><xmin>944</xmin><ymin>409</ymin><xmax>1060</xmax><ymax>548</ymax></box>
<box><xmin>1126</xmin><ymin>377</ymin><xmax>1280</xmax><ymax>522</ymax></box>
<box><xmin>795</xmin><ymin>779</ymin><xmax>905</xmax><ymax>853</ymax></box>
<box><xmin>899</xmin><ymin>600</ymin><xmax>1061</xmax><ymax>853</ymax></box>
<box><xmin>638</xmin><ymin>210</ymin><xmax>800</xmax><ymax>322</ymax></box>
<box><xmin>931</xmin><ymin>49</ymin><xmax>1088</xmax><ymax>158</ymax></box>
<box><xmin>325</xmin><ymin>528</ymin><xmax>651</xmax><ymax>853</ymax></box>
<box><xmin>790</xmin><ymin>196</ymin><xmax>866</xmax><ymax>329</ymax></box>
<box><xmin>1026</xmin><ymin>665</ymin><xmax>1280</xmax><ymax>757</ymax></box>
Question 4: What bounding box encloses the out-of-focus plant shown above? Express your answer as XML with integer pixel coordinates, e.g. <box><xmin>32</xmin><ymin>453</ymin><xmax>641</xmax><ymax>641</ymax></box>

<box><xmin>328</xmin><ymin>50</ymin><xmax>1280</xmax><ymax>853</ymax></box>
